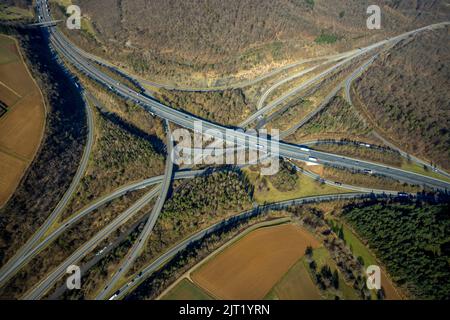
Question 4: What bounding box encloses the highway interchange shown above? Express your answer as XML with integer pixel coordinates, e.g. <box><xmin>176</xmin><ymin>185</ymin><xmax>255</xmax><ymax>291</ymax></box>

<box><xmin>1</xmin><ymin>0</ymin><xmax>449</xmax><ymax>300</ymax></box>
<box><xmin>43</xmin><ymin>14</ymin><xmax>450</xmax><ymax>190</ymax></box>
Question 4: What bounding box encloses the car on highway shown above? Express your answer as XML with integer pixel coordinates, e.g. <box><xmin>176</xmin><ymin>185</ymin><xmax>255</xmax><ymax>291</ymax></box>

<box><xmin>255</xmin><ymin>143</ymin><xmax>266</xmax><ymax>150</ymax></box>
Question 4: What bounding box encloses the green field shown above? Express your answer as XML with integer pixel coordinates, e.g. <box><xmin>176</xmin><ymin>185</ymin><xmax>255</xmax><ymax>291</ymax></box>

<box><xmin>337</xmin><ymin>221</ymin><xmax>379</xmax><ymax>300</ymax></box>
<box><xmin>265</xmin><ymin>255</ymin><xmax>322</xmax><ymax>300</ymax></box>
<box><xmin>400</xmin><ymin>161</ymin><xmax>450</xmax><ymax>183</ymax></box>
<box><xmin>0</xmin><ymin>5</ymin><xmax>33</xmax><ymax>21</ymax></box>
<box><xmin>0</xmin><ymin>35</ymin><xmax>19</xmax><ymax>65</ymax></box>
<box><xmin>329</xmin><ymin>218</ymin><xmax>402</xmax><ymax>300</ymax></box>
<box><xmin>315</xmin><ymin>33</ymin><xmax>338</xmax><ymax>44</ymax></box>
<box><xmin>162</xmin><ymin>278</ymin><xmax>213</xmax><ymax>300</ymax></box>
<box><xmin>328</xmin><ymin>219</ymin><xmax>378</xmax><ymax>268</ymax></box>
<box><xmin>307</xmin><ymin>247</ymin><xmax>360</xmax><ymax>300</ymax></box>
<box><xmin>245</xmin><ymin>168</ymin><xmax>352</xmax><ymax>204</ymax></box>
<box><xmin>266</xmin><ymin>246</ymin><xmax>359</xmax><ymax>300</ymax></box>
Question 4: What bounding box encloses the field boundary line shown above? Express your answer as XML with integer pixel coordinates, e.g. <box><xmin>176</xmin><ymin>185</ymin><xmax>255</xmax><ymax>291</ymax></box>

<box><xmin>0</xmin><ymin>146</ymin><xmax>30</xmax><ymax>162</ymax></box>
<box><xmin>0</xmin><ymin>80</ymin><xmax>22</xmax><ymax>98</ymax></box>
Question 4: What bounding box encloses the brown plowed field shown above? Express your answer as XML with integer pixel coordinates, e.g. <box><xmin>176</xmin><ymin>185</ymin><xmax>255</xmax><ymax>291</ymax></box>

<box><xmin>192</xmin><ymin>224</ymin><xmax>320</xmax><ymax>300</ymax></box>
<box><xmin>0</xmin><ymin>34</ymin><xmax>45</xmax><ymax>207</ymax></box>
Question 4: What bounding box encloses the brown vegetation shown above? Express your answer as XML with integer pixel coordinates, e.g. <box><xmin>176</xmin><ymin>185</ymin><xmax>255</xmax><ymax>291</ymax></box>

<box><xmin>322</xmin><ymin>165</ymin><xmax>422</xmax><ymax>192</ymax></box>
<box><xmin>312</xmin><ymin>141</ymin><xmax>402</xmax><ymax>167</ymax></box>
<box><xmin>60</xmin><ymin>0</ymin><xmax>449</xmax><ymax>86</ymax></box>
<box><xmin>287</xmin><ymin>95</ymin><xmax>374</xmax><ymax>143</ymax></box>
<box><xmin>354</xmin><ymin>26</ymin><xmax>450</xmax><ymax>170</ymax></box>
<box><xmin>61</xmin><ymin>106</ymin><xmax>165</xmax><ymax>220</ymax></box>
<box><xmin>0</xmin><ymin>189</ymin><xmax>150</xmax><ymax>299</ymax></box>
<box><xmin>155</xmin><ymin>88</ymin><xmax>252</xmax><ymax>126</ymax></box>
<box><xmin>267</xmin><ymin>160</ymin><xmax>299</xmax><ymax>192</ymax></box>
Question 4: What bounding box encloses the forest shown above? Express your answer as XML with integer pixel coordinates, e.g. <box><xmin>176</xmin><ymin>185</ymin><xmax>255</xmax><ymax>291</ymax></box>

<box><xmin>342</xmin><ymin>199</ymin><xmax>450</xmax><ymax>299</ymax></box>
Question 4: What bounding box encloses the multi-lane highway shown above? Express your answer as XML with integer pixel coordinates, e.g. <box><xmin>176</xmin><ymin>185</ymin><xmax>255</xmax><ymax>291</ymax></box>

<box><xmin>240</xmin><ymin>50</ymin><xmax>372</xmax><ymax>127</ymax></box>
<box><xmin>0</xmin><ymin>169</ymin><xmax>205</xmax><ymax>289</ymax></box>
<box><xmin>23</xmin><ymin>185</ymin><xmax>162</xmax><ymax>300</ymax></box>
<box><xmin>95</xmin><ymin>121</ymin><xmax>175</xmax><ymax>300</ymax></box>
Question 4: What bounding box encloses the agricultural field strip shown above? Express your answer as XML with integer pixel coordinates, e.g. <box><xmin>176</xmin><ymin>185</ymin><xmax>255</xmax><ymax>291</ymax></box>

<box><xmin>156</xmin><ymin>217</ymin><xmax>292</xmax><ymax>300</ymax></box>
<box><xmin>0</xmin><ymin>145</ymin><xmax>30</xmax><ymax>162</ymax></box>
<box><xmin>189</xmin><ymin>222</ymin><xmax>311</xmax><ymax>299</ymax></box>
<box><xmin>0</xmin><ymin>91</ymin><xmax>94</xmax><ymax>288</ymax></box>
<box><xmin>95</xmin><ymin>121</ymin><xmax>175</xmax><ymax>300</ymax></box>
<box><xmin>0</xmin><ymin>80</ymin><xmax>22</xmax><ymax>98</ymax></box>
<box><xmin>0</xmin><ymin>34</ymin><xmax>46</xmax><ymax>207</ymax></box>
